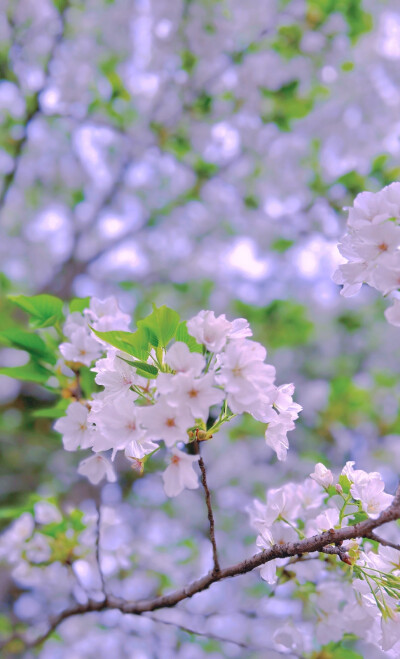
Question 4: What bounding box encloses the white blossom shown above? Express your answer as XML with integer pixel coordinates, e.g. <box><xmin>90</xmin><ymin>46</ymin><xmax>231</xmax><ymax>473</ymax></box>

<box><xmin>165</xmin><ymin>341</ymin><xmax>205</xmax><ymax>375</ymax></box>
<box><xmin>310</xmin><ymin>463</ymin><xmax>333</xmax><ymax>488</ymax></box>
<box><xmin>351</xmin><ymin>476</ymin><xmax>393</xmax><ymax>518</ymax></box>
<box><xmin>140</xmin><ymin>399</ymin><xmax>195</xmax><ymax>447</ymax></box>
<box><xmin>187</xmin><ymin>310</ymin><xmax>232</xmax><ymax>352</ymax></box>
<box><xmin>60</xmin><ymin>327</ymin><xmax>102</xmax><ymax>366</ymax></box>
<box><xmin>161</xmin><ymin>372</ymin><xmax>224</xmax><ymax>421</ymax></box>
<box><xmin>77</xmin><ymin>454</ymin><xmax>117</xmax><ymax>485</ymax></box>
<box><xmin>162</xmin><ymin>448</ymin><xmax>200</xmax><ymax>497</ymax></box>
<box><xmin>34</xmin><ymin>502</ymin><xmax>62</xmax><ymax>525</ymax></box>
<box><xmin>54</xmin><ymin>402</ymin><xmax>95</xmax><ymax>451</ymax></box>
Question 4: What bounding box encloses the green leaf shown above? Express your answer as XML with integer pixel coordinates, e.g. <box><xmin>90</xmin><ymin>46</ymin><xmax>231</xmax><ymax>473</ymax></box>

<box><xmin>0</xmin><ymin>505</ymin><xmax>32</xmax><ymax>520</ymax></box>
<box><xmin>0</xmin><ymin>361</ymin><xmax>51</xmax><ymax>384</ymax></box>
<box><xmin>272</xmin><ymin>24</ymin><xmax>303</xmax><ymax>59</ymax></box>
<box><xmin>175</xmin><ymin>321</ymin><xmax>203</xmax><ymax>353</ymax></box>
<box><xmin>319</xmin><ymin>641</ymin><xmax>363</xmax><ymax>659</ymax></box>
<box><xmin>0</xmin><ymin>272</ymin><xmax>11</xmax><ymax>294</ymax></box>
<box><xmin>8</xmin><ymin>294</ymin><xmax>64</xmax><ymax>328</ymax></box>
<box><xmin>0</xmin><ymin>329</ymin><xmax>56</xmax><ymax>364</ymax></box>
<box><xmin>0</xmin><ymin>613</ymin><xmax>12</xmax><ymax>634</ymax></box>
<box><xmin>117</xmin><ymin>355</ymin><xmax>158</xmax><ymax>379</ymax></box>
<box><xmin>69</xmin><ymin>297</ymin><xmax>90</xmax><ymax>313</ymax></box>
<box><xmin>181</xmin><ymin>49</ymin><xmax>197</xmax><ymax>74</ymax></box>
<box><xmin>348</xmin><ymin>511</ymin><xmax>369</xmax><ymax>525</ymax></box>
<box><xmin>234</xmin><ymin>299</ymin><xmax>313</xmax><ymax>349</ymax></box>
<box><xmin>270</xmin><ymin>237</ymin><xmax>294</xmax><ymax>253</ymax></box>
<box><xmin>244</xmin><ymin>195</ymin><xmax>260</xmax><ymax>209</ymax></box>
<box><xmin>193</xmin><ymin>158</ymin><xmax>219</xmax><ymax>180</ymax></box>
<box><xmin>90</xmin><ymin>327</ymin><xmax>150</xmax><ymax>360</ymax></box>
<box><xmin>79</xmin><ymin>366</ymin><xmax>101</xmax><ymax>398</ymax></box>
<box><xmin>338</xmin><ymin>474</ymin><xmax>351</xmax><ymax>495</ymax></box>
<box><xmin>69</xmin><ymin>509</ymin><xmax>86</xmax><ymax>532</ymax></box>
<box><xmin>33</xmin><ymin>400</ymin><xmax>70</xmax><ymax>419</ymax></box>
<box><xmin>137</xmin><ymin>305</ymin><xmax>180</xmax><ymax>349</ymax></box>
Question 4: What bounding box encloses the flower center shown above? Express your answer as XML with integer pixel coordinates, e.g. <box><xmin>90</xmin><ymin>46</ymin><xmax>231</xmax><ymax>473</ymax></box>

<box><xmin>171</xmin><ymin>455</ymin><xmax>180</xmax><ymax>464</ymax></box>
<box><xmin>188</xmin><ymin>388</ymin><xmax>198</xmax><ymax>398</ymax></box>
<box><xmin>378</xmin><ymin>242</ymin><xmax>388</xmax><ymax>252</ymax></box>
<box><xmin>166</xmin><ymin>418</ymin><xmax>176</xmax><ymax>427</ymax></box>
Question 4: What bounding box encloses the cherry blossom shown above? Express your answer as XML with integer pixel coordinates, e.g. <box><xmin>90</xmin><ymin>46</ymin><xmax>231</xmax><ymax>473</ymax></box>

<box><xmin>140</xmin><ymin>399</ymin><xmax>195</xmax><ymax>447</ymax></box>
<box><xmin>162</xmin><ymin>372</ymin><xmax>224</xmax><ymax>421</ymax></box>
<box><xmin>77</xmin><ymin>454</ymin><xmax>117</xmax><ymax>485</ymax></box>
<box><xmin>310</xmin><ymin>463</ymin><xmax>334</xmax><ymax>488</ymax></box>
<box><xmin>187</xmin><ymin>310</ymin><xmax>232</xmax><ymax>353</ymax></box>
<box><xmin>164</xmin><ymin>342</ymin><xmax>205</xmax><ymax>375</ymax></box>
<box><xmin>53</xmin><ymin>402</ymin><xmax>95</xmax><ymax>451</ymax></box>
<box><xmin>59</xmin><ymin>327</ymin><xmax>102</xmax><ymax>366</ymax></box>
<box><xmin>162</xmin><ymin>448</ymin><xmax>200</xmax><ymax>498</ymax></box>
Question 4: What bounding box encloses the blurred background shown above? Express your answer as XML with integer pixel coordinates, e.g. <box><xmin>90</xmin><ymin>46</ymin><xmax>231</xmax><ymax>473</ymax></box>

<box><xmin>1</xmin><ymin>0</ymin><xmax>400</xmax><ymax>656</ymax></box>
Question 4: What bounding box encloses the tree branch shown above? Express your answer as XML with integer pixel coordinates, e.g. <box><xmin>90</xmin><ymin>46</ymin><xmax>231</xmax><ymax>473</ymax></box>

<box><xmin>95</xmin><ymin>501</ymin><xmax>106</xmax><ymax>596</ymax></box>
<box><xmin>320</xmin><ymin>545</ymin><xmax>352</xmax><ymax>564</ymax></box>
<box><xmin>366</xmin><ymin>531</ymin><xmax>400</xmax><ymax>551</ymax></box>
<box><xmin>2</xmin><ymin>485</ymin><xmax>399</xmax><ymax>653</ymax></box>
<box><xmin>42</xmin><ymin>23</ymin><xmax>272</xmax><ymax>298</ymax></box>
<box><xmin>143</xmin><ymin>613</ymin><xmax>272</xmax><ymax>654</ymax></box>
<box><xmin>193</xmin><ymin>437</ymin><xmax>220</xmax><ymax>574</ymax></box>
<box><xmin>0</xmin><ymin>1</ymin><xmax>71</xmax><ymax>208</ymax></box>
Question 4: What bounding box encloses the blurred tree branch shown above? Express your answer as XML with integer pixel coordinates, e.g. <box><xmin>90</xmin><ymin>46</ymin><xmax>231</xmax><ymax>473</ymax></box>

<box><xmin>0</xmin><ymin>1</ymin><xmax>71</xmax><ymax>208</ymax></box>
<box><xmin>2</xmin><ymin>484</ymin><xmax>400</xmax><ymax>654</ymax></box>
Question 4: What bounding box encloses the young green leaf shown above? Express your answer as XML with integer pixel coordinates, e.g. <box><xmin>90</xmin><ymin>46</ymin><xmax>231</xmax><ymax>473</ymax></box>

<box><xmin>0</xmin><ymin>362</ymin><xmax>52</xmax><ymax>384</ymax></box>
<box><xmin>79</xmin><ymin>366</ymin><xmax>101</xmax><ymax>398</ymax></box>
<box><xmin>117</xmin><ymin>355</ymin><xmax>158</xmax><ymax>379</ymax></box>
<box><xmin>69</xmin><ymin>297</ymin><xmax>91</xmax><ymax>313</ymax></box>
<box><xmin>338</xmin><ymin>474</ymin><xmax>351</xmax><ymax>495</ymax></box>
<box><xmin>137</xmin><ymin>305</ymin><xmax>180</xmax><ymax>349</ymax></box>
<box><xmin>90</xmin><ymin>326</ymin><xmax>150</xmax><ymax>360</ymax></box>
<box><xmin>175</xmin><ymin>321</ymin><xmax>203</xmax><ymax>353</ymax></box>
<box><xmin>33</xmin><ymin>400</ymin><xmax>70</xmax><ymax>419</ymax></box>
<box><xmin>8</xmin><ymin>294</ymin><xmax>64</xmax><ymax>329</ymax></box>
<box><xmin>0</xmin><ymin>329</ymin><xmax>57</xmax><ymax>364</ymax></box>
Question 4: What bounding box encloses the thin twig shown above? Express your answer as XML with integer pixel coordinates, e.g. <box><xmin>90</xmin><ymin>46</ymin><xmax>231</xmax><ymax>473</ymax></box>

<box><xmin>321</xmin><ymin>545</ymin><xmax>351</xmax><ymax>564</ymax></box>
<box><xmin>95</xmin><ymin>501</ymin><xmax>106</xmax><ymax>596</ymax></box>
<box><xmin>43</xmin><ymin>23</ymin><xmax>273</xmax><ymax>298</ymax></box>
<box><xmin>366</xmin><ymin>532</ymin><xmax>400</xmax><ymax>552</ymax></box>
<box><xmin>143</xmin><ymin>612</ymin><xmax>303</xmax><ymax>657</ymax></box>
<box><xmin>194</xmin><ymin>436</ymin><xmax>220</xmax><ymax>574</ymax></box>
<box><xmin>144</xmin><ymin>613</ymin><xmax>259</xmax><ymax>653</ymax></box>
<box><xmin>0</xmin><ymin>1</ymin><xmax>71</xmax><ymax>208</ymax></box>
<box><xmin>3</xmin><ymin>484</ymin><xmax>398</xmax><ymax>653</ymax></box>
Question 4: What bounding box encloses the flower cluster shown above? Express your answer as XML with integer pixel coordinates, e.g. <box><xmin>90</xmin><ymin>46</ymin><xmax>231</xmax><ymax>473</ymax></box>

<box><xmin>249</xmin><ymin>461</ymin><xmax>400</xmax><ymax>652</ymax></box>
<box><xmin>54</xmin><ymin>301</ymin><xmax>301</xmax><ymax>497</ymax></box>
<box><xmin>0</xmin><ymin>501</ymin><xmax>86</xmax><ymax>569</ymax></box>
<box><xmin>332</xmin><ymin>182</ymin><xmax>400</xmax><ymax>326</ymax></box>
<box><xmin>59</xmin><ymin>298</ymin><xmax>131</xmax><ymax>366</ymax></box>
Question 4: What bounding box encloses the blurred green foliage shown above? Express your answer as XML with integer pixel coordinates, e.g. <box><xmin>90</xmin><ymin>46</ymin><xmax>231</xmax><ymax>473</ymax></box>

<box><xmin>234</xmin><ymin>299</ymin><xmax>314</xmax><ymax>349</ymax></box>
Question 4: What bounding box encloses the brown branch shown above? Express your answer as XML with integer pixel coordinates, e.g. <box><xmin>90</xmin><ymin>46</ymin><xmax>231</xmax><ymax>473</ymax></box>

<box><xmin>193</xmin><ymin>437</ymin><xmax>220</xmax><ymax>574</ymax></box>
<box><xmin>366</xmin><ymin>532</ymin><xmax>400</xmax><ymax>552</ymax></box>
<box><xmin>2</xmin><ymin>485</ymin><xmax>399</xmax><ymax>654</ymax></box>
<box><xmin>320</xmin><ymin>545</ymin><xmax>352</xmax><ymax>564</ymax></box>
